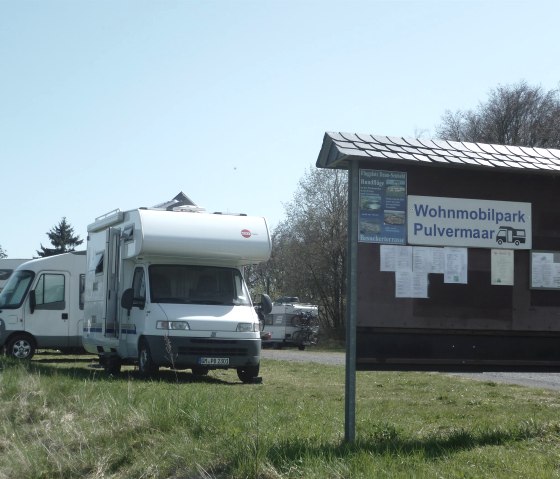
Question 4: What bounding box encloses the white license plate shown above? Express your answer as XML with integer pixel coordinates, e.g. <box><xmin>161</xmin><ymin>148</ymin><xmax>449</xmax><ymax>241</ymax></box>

<box><xmin>198</xmin><ymin>357</ymin><xmax>229</xmax><ymax>366</ymax></box>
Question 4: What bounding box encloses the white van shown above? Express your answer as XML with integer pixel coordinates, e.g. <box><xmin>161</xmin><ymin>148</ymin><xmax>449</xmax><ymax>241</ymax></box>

<box><xmin>0</xmin><ymin>252</ymin><xmax>86</xmax><ymax>359</ymax></box>
<box><xmin>82</xmin><ymin>194</ymin><xmax>272</xmax><ymax>382</ymax></box>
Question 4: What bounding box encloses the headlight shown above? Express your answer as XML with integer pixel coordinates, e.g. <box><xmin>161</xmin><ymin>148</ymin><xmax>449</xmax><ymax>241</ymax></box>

<box><xmin>236</xmin><ymin>322</ymin><xmax>259</xmax><ymax>332</ymax></box>
<box><xmin>157</xmin><ymin>320</ymin><xmax>190</xmax><ymax>330</ymax></box>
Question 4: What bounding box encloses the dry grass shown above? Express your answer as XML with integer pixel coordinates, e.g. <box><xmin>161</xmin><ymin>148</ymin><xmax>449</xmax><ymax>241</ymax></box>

<box><xmin>1</xmin><ymin>352</ymin><xmax>560</xmax><ymax>478</ymax></box>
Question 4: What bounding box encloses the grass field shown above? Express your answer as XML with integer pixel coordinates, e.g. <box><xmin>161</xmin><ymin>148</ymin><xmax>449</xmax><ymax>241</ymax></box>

<box><xmin>1</xmin><ymin>351</ymin><xmax>560</xmax><ymax>478</ymax></box>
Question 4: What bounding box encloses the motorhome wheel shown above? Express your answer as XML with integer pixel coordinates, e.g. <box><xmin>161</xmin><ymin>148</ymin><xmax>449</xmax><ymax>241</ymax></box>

<box><xmin>138</xmin><ymin>339</ymin><xmax>159</xmax><ymax>377</ymax></box>
<box><xmin>237</xmin><ymin>365</ymin><xmax>259</xmax><ymax>383</ymax></box>
<box><xmin>191</xmin><ymin>367</ymin><xmax>209</xmax><ymax>377</ymax></box>
<box><xmin>6</xmin><ymin>334</ymin><xmax>36</xmax><ymax>360</ymax></box>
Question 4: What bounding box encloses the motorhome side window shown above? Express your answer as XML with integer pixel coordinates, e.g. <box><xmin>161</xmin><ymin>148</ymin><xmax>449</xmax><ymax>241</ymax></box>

<box><xmin>95</xmin><ymin>253</ymin><xmax>104</xmax><ymax>275</ymax></box>
<box><xmin>79</xmin><ymin>274</ymin><xmax>85</xmax><ymax>310</ymax></box>
<box><xmin>122</xmin><ymin>225</ymin><xmax>134</xmax><ymax>242</ymax></box>
<box><xmin>132</xmin><ymin>267</ymin><xmax>146</xmax><ymax>301</ymax></box>
<box><xmin>35</xmin><ymin>273</ymin><xmax>65</xmax><ymax>310</ymax></box>
<box><xmin>148</xmin><ymin>265</ymin><xmax>251</xmax><ymax>306</ymax></box>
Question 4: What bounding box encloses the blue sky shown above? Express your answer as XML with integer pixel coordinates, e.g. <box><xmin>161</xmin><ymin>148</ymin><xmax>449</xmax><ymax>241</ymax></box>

<box><xmin>1</xmin><ymin>0</ymin><xmax>559</xmax><ymax>258</ymax></box>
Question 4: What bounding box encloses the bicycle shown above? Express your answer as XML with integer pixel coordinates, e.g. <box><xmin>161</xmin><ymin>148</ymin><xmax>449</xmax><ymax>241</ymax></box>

<box><xmin>290</xmin><ymin>311</ymin><xmax>319</xmax><ymax>350</ymax></box>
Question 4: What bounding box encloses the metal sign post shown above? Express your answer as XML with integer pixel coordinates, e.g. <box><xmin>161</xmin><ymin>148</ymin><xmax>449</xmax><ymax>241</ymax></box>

<box><xmin>345</xmin><ymin>161</ymin><xmax>359</xmax><ymax>443</ymax></box>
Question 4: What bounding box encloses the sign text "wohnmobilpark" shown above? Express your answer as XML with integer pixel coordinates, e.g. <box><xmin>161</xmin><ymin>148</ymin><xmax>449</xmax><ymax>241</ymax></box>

<box><xmin>407</xmin><ymin>195</ymin><xmax>532</xmax><ymax>249</ymax></box>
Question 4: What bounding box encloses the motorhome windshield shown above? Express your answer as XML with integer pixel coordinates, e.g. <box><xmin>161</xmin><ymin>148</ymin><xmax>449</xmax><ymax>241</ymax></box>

<box><xmin>148</xmin><ymin>265</ymin><xmax>251</xmax><ymax>306</ymax></box>
<box><xmin>0</xmin><ymin>270</ymin><xmax>34</xmax><ymax>309</ymax></box>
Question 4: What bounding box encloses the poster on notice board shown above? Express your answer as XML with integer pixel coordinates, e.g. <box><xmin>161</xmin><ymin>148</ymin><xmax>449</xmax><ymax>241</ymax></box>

<box><xmin>359</xmin><ymin>169</ymin><xmax>407</xmax><ymax>244</ymax></box>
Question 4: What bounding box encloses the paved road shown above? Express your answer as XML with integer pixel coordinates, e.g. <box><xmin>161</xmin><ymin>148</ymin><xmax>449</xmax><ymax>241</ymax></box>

<box><xmin>261</xmin><ymin>349</ymin><xmax>560</xmax><ymax>391</ymax></box>
<box><xmin>262</xmin><ymin>349</ymin><xmax>345</xmax><ymax>366</ymax></box>
<box><xmin>447</xmin><ymin>372</ymin><xmax>560</xmax><ymax>391</ymax></box>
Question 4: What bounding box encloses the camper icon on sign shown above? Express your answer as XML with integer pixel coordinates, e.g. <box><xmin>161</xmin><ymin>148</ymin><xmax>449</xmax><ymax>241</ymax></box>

<box><xmin>496</xmin><ymin>226</ymin><xmax>526</xmax><ymax>246</ymax></box>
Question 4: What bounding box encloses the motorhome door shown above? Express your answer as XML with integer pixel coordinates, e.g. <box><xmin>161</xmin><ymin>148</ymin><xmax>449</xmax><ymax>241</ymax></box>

<box><xmin>105</xmin><ymin>227</ymin><xmax>121</xmax><ymax>337</ymax></box>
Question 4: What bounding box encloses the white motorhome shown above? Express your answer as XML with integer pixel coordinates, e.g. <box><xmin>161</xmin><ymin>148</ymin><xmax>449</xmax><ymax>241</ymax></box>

<box><xmin>82</xmin><ymin>194</ymin><xmax>272</xmax><ymax>382</ymax></box>
<box><xmin>0</xmin><ymin>259</ymin><xmax>30</xmax><ymax>292</ymax></box>
<box><xmin>0</xmin><ymin>252</ymin><xmax>86</xmax><ymax>359</ymax></box>
<box><xmin>261</xmin><ymin>297</ymin><xmax>319</xmax><ymax>350</ymax></box>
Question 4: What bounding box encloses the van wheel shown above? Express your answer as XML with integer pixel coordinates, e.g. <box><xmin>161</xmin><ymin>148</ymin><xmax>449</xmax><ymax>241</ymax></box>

<box><xmin>237</xmin><ymin>365</ymin><xmax>259</xmax><ymax>383</ymax></box>
<box><xmin>138</xmin><ymin>339</ymin><xmax>159</xmax><ymax>377</ymax></box>
<box><xmin>7</xmin><ymin>335</ymin><xmax>36</xmax><ymax>360</ymax></box>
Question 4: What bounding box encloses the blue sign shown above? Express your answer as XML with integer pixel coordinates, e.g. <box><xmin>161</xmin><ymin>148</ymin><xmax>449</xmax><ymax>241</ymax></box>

<box><xmin>359</xmin><ymin>169</ymin><xmax>407</xmax><ymax>244</ymax></box>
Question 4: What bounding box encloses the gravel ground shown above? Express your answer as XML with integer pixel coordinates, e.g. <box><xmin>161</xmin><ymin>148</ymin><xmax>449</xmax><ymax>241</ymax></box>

<box><xmin>261</xmin><ymin>349</ymin><xmax>560</xmax><ymax>391</ymax></box>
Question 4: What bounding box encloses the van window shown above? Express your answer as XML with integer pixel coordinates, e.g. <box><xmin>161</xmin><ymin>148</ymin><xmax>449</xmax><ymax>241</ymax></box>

<box><xmin>0</xmin><ymin>269</ymin><xmax>13</xmax><ymax>281</ymax></box>
<box><xmin>35</xmin><ymin>273</ymin><xmax>65</xmax><ymax>310</ymax></box>
<box><xmin>132</xmin><ymin>267</ymin><xmax>146</xmax><ymax>301</ymax></box>
<box><xmin>148</xmin><ymin>265</ymin><xmax>251</xmax><ymax>306</ymax></box>
<box><xmin>0</xmin><ymin>270</ymin><xmax>34</xmax><ymax>309</ymax></box>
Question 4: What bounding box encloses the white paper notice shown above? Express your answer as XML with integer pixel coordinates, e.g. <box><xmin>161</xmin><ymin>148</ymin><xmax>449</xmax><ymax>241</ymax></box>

<box><xmin>380</xmin><ymin>245</ymin><xmax>413</xmax><ymax>272</ymax></box>
<box><xmin>395</xmin><ymin>271</ymin><xmax>428</xmax><ymax>298</ymax></box>
<box><xmin>531</xmin><ymin>252</ymin><xmax>557</xmax><ymax>288</ymax></box>
<box><xmin>380</xmin><ymin>245</ymin><xmax>396</xmax><ymax>271</ymax></box>
<box><xmin>413</xmin><ymin>246</ymin><xmax>444</xmax><ymax>273</ymax></box>
<box><xmin>444</xmin><ymin>247</ymin><xmax>468</xmax><ymax>284</ymax></box>
<box><xmin>491</xmin><ymin>249</ymin><xmax>514</xmax><ymax>286</ymax></box>
<box><xmin>431</xmin><ymin>248</ymin><xmax>445</xmax><ymax>274</ymax></box>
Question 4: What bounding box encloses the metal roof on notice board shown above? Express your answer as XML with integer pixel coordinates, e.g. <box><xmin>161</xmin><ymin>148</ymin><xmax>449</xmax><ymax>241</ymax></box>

<box><xmin>316</xmin><ymin>132</ymin><xmax>560</xmax><ymax>175</ymax></box>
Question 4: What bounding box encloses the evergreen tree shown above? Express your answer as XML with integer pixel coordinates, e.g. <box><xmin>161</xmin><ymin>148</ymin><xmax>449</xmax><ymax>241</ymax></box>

<box><xmin>0</xmin><ymin>245</ymin><xmax>6</xmax><ymax>259</ymax></box>
<box><xmin>37</xmin><ymin>217</ymin><xmax>83</xmax><ymax>257</ymax></box>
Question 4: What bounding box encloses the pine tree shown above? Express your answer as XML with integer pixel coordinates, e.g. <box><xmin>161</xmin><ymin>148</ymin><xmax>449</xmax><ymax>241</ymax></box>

<box><xmin>36</xmin><ymin>217</ymin><xmax>83</xmax><ymax>257</ymax></box>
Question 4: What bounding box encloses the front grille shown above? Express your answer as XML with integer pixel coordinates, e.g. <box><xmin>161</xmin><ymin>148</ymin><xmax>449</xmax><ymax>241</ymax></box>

<box><xmin>178</xmin><ymin>339</ymin><xmax>248</xmax><ymax>357</ymax></box>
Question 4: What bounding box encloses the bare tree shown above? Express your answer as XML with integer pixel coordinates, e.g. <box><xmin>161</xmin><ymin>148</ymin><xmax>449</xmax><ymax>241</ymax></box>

<box><xmin>437</xmin><ymin>81</ymin><xmax>560</xmax><ymax>148</ymax></box>
<box><xmin>268</xmin><ymin>168</ymin><xmax>348</xmax><ymax>337</ymax></box>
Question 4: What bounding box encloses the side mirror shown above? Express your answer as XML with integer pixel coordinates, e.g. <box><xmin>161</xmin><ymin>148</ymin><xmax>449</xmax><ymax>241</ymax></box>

<box><xmin>260</xmin><ymin>293</ymin><xmax>272</xmax><ymax>315</ymax></box>
<box><xmin>121</xmin><ymin>288</ymin><xmax>134</xmax><ymax>311</ymax></box>
<box><xmin>29</xmin><ymin>290</ymin><xmax>36</xmax><ymax>314</ymax></box>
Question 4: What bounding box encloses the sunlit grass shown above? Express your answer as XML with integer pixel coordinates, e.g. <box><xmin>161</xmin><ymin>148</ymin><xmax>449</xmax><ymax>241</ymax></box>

<box><xmin>1</xmin><ymin>352</ymin><xmax>560</xmax><ymax>478</ymax></box>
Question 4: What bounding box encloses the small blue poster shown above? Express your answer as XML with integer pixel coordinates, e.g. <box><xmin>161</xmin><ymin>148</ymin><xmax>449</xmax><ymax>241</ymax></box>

<box><xmin>359</xmin><ymin>169</ymin><xmax>407</xmax><ymax>244</ymax></box>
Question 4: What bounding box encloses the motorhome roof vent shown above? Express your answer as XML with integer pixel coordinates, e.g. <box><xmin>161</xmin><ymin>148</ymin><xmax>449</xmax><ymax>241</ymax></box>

<box><xmin>172</xmin><ymin>205</ymin><xmax>206</xmax><ymax>213</ymax></box>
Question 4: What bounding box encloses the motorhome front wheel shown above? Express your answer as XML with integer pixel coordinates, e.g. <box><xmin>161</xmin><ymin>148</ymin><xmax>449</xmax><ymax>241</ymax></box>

<box><xmin>7</xmin><ymin>334</ymin><xmax>36</xmax><ymax>360</ymax></box>
<box><xmin>138</xmin><ymin>339</ymin><xmax>159</xmax><ymax>377</ymax></box>
<box><xmin>237</xmin><ymin>365</ymin><xmax>260</xmax><ymax>383</ymax></box>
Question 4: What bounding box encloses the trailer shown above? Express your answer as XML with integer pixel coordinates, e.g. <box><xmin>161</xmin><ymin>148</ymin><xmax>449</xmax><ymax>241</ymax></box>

<box><xmin>82</xmin><ymin>193</ymin><xmax>272</xmax><ymax>382</ymax></box>
<box><xmin>261</xmin><ymin>297</ymin><xmax>319</xmax><ymax>350</ymax></box>
<box><xmin>0</xmin><ymin>259</ymin><xmax>30</xmax><ymax>292</ymax></box>
<box><xmin>0</xmin><ymin>252</ymin><xmax>86</xmax><ymax>359</ymax></box>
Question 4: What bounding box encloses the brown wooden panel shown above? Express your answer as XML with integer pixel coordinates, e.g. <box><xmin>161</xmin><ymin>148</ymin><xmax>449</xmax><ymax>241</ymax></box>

<box><xmin>355</xmin><ymin>161</ymin><xmax>560</xmax><ymax>371</ymax></box>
